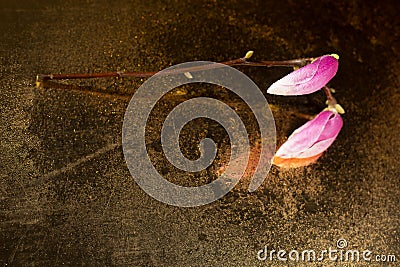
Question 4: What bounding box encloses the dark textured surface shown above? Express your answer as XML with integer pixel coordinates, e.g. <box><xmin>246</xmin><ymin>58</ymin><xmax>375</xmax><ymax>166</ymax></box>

<box><xmin>1</xmin><ymin>0</ymin><xmax>399</xmax><ymax>266</ymax></box>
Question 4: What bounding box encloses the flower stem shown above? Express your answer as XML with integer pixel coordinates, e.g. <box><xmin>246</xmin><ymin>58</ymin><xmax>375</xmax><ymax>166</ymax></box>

<box><xmin>36</xmin><ymin>52</ymin><xmax>313</xmax><ymax>82</ymax></box>
<box><xmin>323</xmin><ymin>86</ymin><xmax>335</xmax><ymax>101</ymax></box>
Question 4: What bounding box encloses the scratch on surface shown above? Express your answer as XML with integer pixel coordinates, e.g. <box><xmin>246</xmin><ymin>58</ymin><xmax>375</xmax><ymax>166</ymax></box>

<box><xmin>103</xmin><ymin>187</ymin><xmax>115</xmax><ymax>216</ymax></box>
<box><xmin>7</xmin><ymin>230</ymin><xmax>27</xmax><ymax>265</ymax></box>
<box><xmin>55</xmin><ymin>242</ymin><xmax>61</xmax><ymax>265</ymax></box>
<box><xmin>35</xmin><ymin>143</ymin><xmax>121</xmax><ymax>186</ymax></box>
<box><xmin>43</xmin><ymin>143</ymin><xmax>121</xmax><ymax>179</ymax></box>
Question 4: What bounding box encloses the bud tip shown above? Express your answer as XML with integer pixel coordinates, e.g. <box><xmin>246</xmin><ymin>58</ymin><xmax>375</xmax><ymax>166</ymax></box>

<box><xmin>335</xmin><ymin>104</ymin><xmax>345</xmax><ymax>114</ymax></box>
<box><xmin>331</xmin><ymin>53</ymin><xmax>340</xmax><ymax>60</ymax></box>
<box><xmin>244</xmin><ymin>51</ymin><xmax>254</xmax><ymax>59</ymax></box>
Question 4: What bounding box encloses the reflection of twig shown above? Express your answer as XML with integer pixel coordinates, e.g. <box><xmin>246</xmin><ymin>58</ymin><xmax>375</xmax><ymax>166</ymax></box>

<box><xmin>269</xmin><ymin>104</ymin><xmax>314</xmax><ymax>120</ymax></box>
<box><xmin>37</xmin><ymin>80</ymin><xmax>132</xmax><ymax>101</ymax></box>
<box><xmin>290</xmin><ymin>112</ymin><xmax>315</xmax><ymax>120</ymax></box>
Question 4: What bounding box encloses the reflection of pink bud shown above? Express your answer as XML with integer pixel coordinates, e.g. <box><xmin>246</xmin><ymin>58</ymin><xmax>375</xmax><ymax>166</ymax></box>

<box><xmin>273</xmin><ymin>110</ymin><xmax>343</xmax><ymax>168</ymax></box>
<box><xmin>267</xmin><ymin>55</ymin><xmax>339</xmax><ymax>95</ymax></box>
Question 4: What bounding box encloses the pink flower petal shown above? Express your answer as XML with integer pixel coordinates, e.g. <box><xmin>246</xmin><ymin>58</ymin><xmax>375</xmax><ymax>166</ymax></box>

<box><xmin>297</xmin><ymin>134</ymin><xmax>339</xmax><ymax>158</ymax></box>
<box><xmin>275</xmin><ymin>111</ymin><xmax>335</xmax><ymax>158</ymax></box>
<box><xmin>316</xmin><ymin>112</ymin><xmax>343</xmax><ymax>142</ymax></box>
<box><xmin>274</xmin><ymin>110</ymin><xmax>342</xmax><ymax>166</ymax></box>
<box><xmin>267</xmin><ymin>55</ymin><xmax>339</xmax><ymax>96</ymax></box>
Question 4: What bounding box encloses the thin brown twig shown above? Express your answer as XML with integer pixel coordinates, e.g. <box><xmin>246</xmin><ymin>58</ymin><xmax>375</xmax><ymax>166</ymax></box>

<box><xmin>36</xmin><ymin>52</ymin><xmax>313</xmax><ymax>82</ymax></box>
<box><xmin>323</xmin><ymin>86</ymin><xmax>334</xmax><ymax>101</ymax></box>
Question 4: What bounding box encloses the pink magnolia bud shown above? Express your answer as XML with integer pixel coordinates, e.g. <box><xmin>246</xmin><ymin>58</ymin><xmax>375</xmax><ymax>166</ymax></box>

<box><xmin>273</xmin><ymin>110</ymin><xmax>343</xmax><ymax>168</ymax></box>
<box><xmin>267</xmin><ymin>54</ymin><xmax>339</xmax><ymax>96</ymax></box>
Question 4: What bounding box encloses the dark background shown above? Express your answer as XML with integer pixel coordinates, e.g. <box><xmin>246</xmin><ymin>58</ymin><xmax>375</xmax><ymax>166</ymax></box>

<box><xmin>1</xmin><ymin>0</ymin><xmax>399</xmax><ymax>266</ymax></box>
